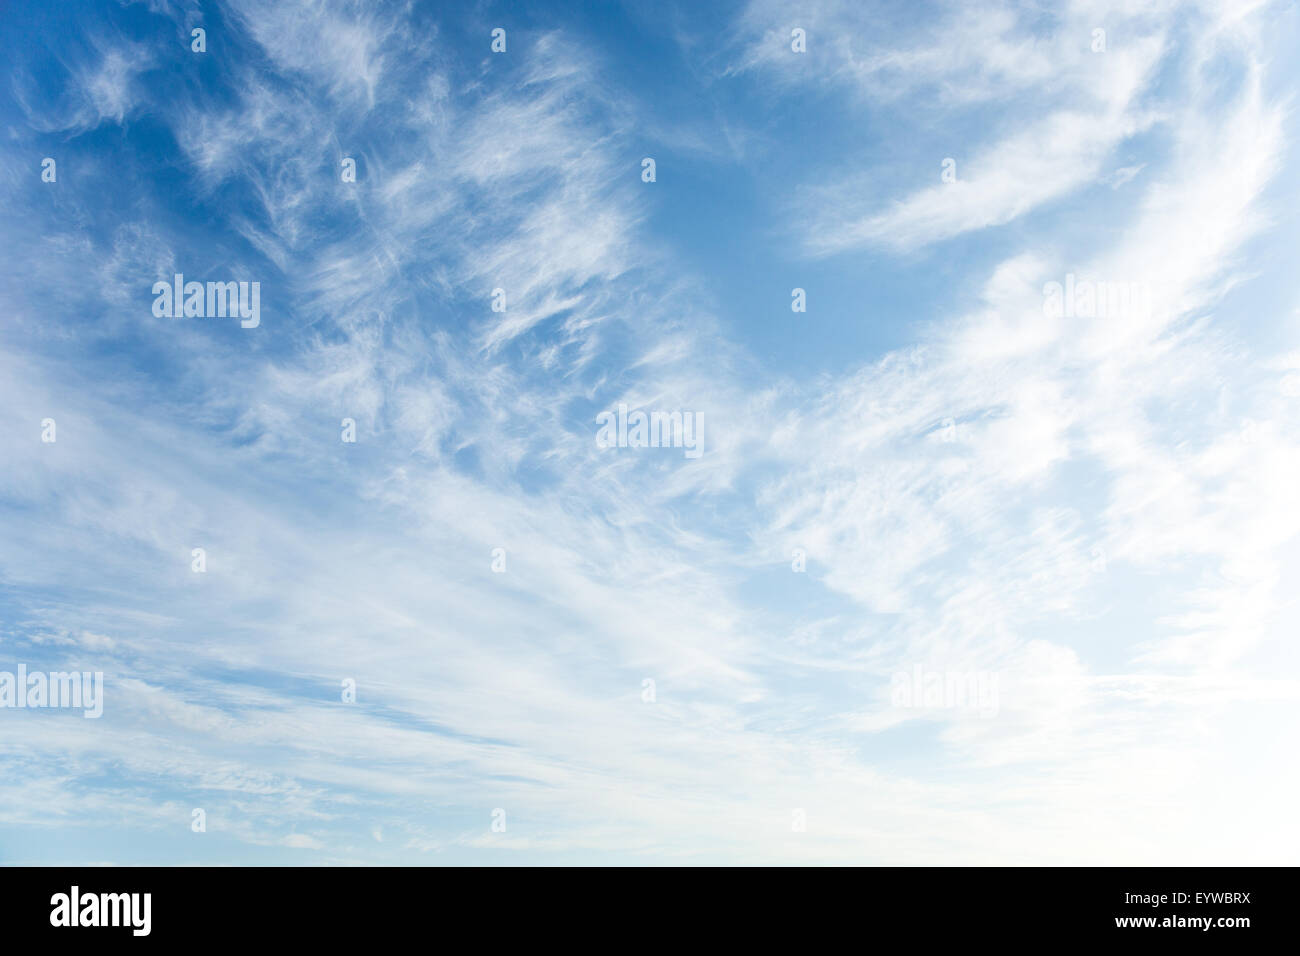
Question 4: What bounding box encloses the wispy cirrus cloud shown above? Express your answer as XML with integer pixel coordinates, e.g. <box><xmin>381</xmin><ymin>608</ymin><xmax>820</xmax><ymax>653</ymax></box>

<box><xmin>0</xmin><ymin>0</ymin><xmax>1297</xmax><ymax>865</ymax></box>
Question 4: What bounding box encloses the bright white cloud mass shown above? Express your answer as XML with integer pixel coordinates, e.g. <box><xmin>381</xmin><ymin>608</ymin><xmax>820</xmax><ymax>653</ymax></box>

<box><xmin>1</xmin><ymin>0</ymin><xmax>1298</xmax><ymax>865</ymax></box>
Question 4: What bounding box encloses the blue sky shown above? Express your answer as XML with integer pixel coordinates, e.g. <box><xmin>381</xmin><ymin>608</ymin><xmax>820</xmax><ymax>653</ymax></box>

<box><xmin>2</xmin><ymin>0</ymin><xmax>1299</xmax><ymax>865</ymax></box>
